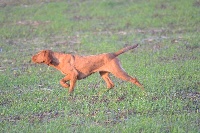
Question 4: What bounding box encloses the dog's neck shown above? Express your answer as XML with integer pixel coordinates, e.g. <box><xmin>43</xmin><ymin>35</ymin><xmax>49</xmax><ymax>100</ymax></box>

<box><xmin>51</xmin><ymin>58</ymin><xmax>59</xmax><ymax>66</ymax></box>
<box><xmin>47</xmin><ymin>52</ymin><xmax>74</xmax><ymax>75</ymax></box>
<box><xmin>49</xmin><ymin>52</ymin><xmax>60</xmax><ymax>66</ymax></box>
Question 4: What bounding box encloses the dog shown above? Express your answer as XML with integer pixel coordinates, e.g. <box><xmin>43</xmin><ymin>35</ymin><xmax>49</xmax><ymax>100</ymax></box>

<box><xmin>32</xmin><ymin>44</ymin><xmax>144</xmax><ymax>93</ymax></box>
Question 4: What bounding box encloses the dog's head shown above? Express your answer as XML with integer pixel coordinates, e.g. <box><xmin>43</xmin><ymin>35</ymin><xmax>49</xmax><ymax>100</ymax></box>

<box><xmin>32</xmin><ymin>50</ymin><xmax>52</xmax><ymax>65</ymax></box>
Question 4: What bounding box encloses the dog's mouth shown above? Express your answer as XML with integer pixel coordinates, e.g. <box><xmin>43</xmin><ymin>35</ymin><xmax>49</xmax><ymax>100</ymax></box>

<box><xmin>34</xmin><ymin>60</ymin><xmax>45</xmax><ymax>64</ymax></box>
<box><xmin>32</xmin><ymin>57</ymin><xmax>44</xmax><ymax>64</ymax></box>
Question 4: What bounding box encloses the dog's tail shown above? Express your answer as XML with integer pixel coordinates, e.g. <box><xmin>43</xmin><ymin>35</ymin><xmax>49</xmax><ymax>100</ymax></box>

<box><xmin>114</xmin><ymin>44</ymin><xmax>138</xmax><ymax>56</ymax></box>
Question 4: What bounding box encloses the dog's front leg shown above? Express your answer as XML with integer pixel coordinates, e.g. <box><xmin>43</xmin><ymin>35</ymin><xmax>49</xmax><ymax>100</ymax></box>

<box><xmin>68</xmin><ymin>71</ymin><xmax>78</xmax><ymax>93</ymax></box>
<box><xmin>60</xmin><ymin>74</ymin><xmax>77</xmax><ymax>93</ymax></box>
<box><xmin>60</xmin><ymin>75</ymin><xmax>70</xmax><ymax>88</ymax></box>
<box><xmin>69</xmin><ymin>77</ymin><xmax>77</xmax><ymax>93</ymax></box>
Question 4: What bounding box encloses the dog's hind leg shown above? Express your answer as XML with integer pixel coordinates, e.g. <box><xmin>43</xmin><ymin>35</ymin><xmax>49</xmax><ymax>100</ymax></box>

<box><xmin>99</xmin><ymin>71</ymin><xmax>114</xmax><ymax>89</ymax></box>
<box><xmin>110</xmin><ymin>61</ymin><xmax>144</xmax><ymax>90</ymax></box>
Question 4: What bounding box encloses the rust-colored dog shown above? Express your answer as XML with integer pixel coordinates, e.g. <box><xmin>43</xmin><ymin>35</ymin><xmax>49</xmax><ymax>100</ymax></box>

<box><xmin>32</xmin><ymin>44</ymin><xmax>144</xmax><ymax>93</ymax></box>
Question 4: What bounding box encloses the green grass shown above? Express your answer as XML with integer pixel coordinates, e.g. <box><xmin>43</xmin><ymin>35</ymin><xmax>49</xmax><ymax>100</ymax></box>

<box><xmin>0</xmin><ymin>0</ymin><xmax>200</xmax><ymax>132</ymax></box>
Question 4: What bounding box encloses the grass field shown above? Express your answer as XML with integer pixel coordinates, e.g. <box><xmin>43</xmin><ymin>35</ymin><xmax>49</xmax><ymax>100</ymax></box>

<box><xmin>0</xmin><ymin>0</ymin><xmax>199</xmax><ymax>132</ymax></box>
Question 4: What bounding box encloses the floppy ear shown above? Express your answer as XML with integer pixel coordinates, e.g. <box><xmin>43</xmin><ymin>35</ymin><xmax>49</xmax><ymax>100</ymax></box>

<box><xmin>44</xmin><ymin>50</ymin><xmax>53</xmax><ymax>65</ymax></box>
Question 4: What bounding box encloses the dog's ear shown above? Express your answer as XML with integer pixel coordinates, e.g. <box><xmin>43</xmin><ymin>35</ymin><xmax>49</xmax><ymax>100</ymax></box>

<box><xmin>44</xmin><ymin>50</ymin><xmax>53</xmax><ymax>65</ymax></box>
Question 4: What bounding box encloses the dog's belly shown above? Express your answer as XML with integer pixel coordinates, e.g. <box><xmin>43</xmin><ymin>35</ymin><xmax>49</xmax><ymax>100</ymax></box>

<box><xmin>76</xmin><ymin>64</ymin><xmax>105</xmax><ymax>80</ymax></box>
<box><xmin>77</xmin><ymin>71</ymin><xmax>94</xmax><ymax>80</ymax></box>
<box><xmin>76</xmin><ymin>63</ymin><xmax>113</xmax><ymax>80</ymax></box>
<box><xmin>73</xmin><ymin>54</ymin><xmax>117</xmax><ymax>79</ymax></box>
